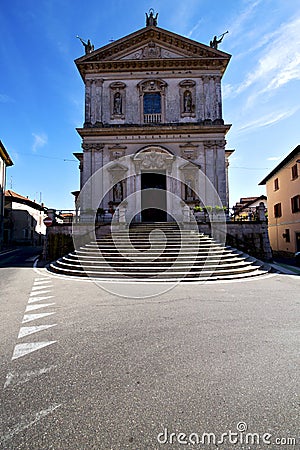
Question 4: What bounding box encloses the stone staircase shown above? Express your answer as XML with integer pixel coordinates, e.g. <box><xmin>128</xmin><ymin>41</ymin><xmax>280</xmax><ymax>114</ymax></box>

<box><xmin>48</xmin><ymin>222</ymin><xmax>271</xmax><ymax>282</ymax></box>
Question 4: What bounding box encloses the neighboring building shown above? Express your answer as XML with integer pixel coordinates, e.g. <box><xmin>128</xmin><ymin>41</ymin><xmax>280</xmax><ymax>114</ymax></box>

<box><xmin>259</xmin><ymin>145</ymin><xmax>300</xmax><ymax>256</ymax></box>
<box><xmin>233</xmin><ymin>195</ymin><xmax>267</xmax><ymax>220</ymax></box>
<box><xmin>4</xmin><ymin>190</ymin><xmax>47</xmax><ymax>246</ymax></box>
<box><xmin>74</xmin><ymin>12</ymin><xmax>234</xmax><ymax>222</ymax></box>
<box><xmin>0</xmin><ymin>140</ymin><xmax>13</xmax><ymax>248</ymax></box>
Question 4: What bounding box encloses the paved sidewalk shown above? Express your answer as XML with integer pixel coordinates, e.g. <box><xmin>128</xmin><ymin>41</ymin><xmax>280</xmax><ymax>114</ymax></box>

<box><xmin>271</xmin><ymin>260</ymin><xmax>300</xmax><ymax>275</ymax></box>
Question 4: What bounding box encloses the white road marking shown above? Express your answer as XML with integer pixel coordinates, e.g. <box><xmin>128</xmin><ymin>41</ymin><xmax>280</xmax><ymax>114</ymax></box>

<box><xmin>0</xmin><ymin>403</ymin><xmax>61</xmax><ymax>442</ymax></box>
<box><xmin>29</xmin><ymin>290</ymin><xmax>52</xmax><ymax>296</ymax></box>
<box><xmin>28</xmin><ymin>295</ymin><xmax>54</xmax><ymax>304</ymax></box>
<box><xmin>31</xmin><ymin>285</ymin><xmax>53</xmax><ymax>291</ymax></box>
<box><xmin>22</xmin><ymin>312</ymin><xmax>55</xmax><ymax>323</ymax></box>
<box><xmin>18</xmin><ymin>324</ymin><xmax>57</xmax><ymax>339</ymax></box>
<box><xmin>25</xmin><ymin>303</ymin><xmax>55</xmax><ymax>312</ymax></box>
<box><xmin>4</xmin><ymin>365</ymin><xmax>57</xmax><ymax>389</ymax></box>
<box><xmin>0</xmin><ymin>248</ymin><xmax>20</xmax><ymax>256</ymax></box>
<box><xmin>12</xmin><ymin>341</ymin><xmax>56</xmax><ymax>360</ymax></box>
<box><xmin>33</xmin><ymin>280</ymin><xmax>52</xmax><ymax>287</ymax></box>
<box><xmin>34</xmin><ymin>277</ymin><xmax>50</xmax><ymax>281</ymax></box>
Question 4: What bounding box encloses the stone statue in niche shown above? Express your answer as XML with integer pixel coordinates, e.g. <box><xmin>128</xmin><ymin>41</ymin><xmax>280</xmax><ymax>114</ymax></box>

<box><xmin>183</xmin><ymin>90</ymin><xmax>192</xmax><ymax>113</ymax></box>
<box><xmin>113</xmin><ymin>182</ymin><xmax>123</xmax><ymax>202</ymax></box>
<box><xmin>185</xmin><ymin>179</ymin><xmax>194</xmax><ymax>200</ymax></box>
<box><xmin>113</xmin><ymin>92</ymin><xmax>122</xmax><ymax>115</ymax></box>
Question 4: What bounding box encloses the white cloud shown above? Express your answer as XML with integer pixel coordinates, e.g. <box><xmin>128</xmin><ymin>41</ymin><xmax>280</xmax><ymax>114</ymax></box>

<box><xmin>186</xmin><ymin>19</ymin><xmax>203</xmax><ymax>39</ymax></box>
<box><xmin>236</xmin><ymin>15</ymin><xmax>300</xmax><ymax>96</ymax></box>
<box><xmin>0</xmin><ymin>94</ymin><xmax>14</xmax><ymax>103</ymax></box>
<box><xmin>267</xmin><ymin>156</ymin><xmax>281</xmax><ymax>161</ymax></box>
<box><xmin>228</xmin><ymin>0</ymin><xmax>264</xmax><ymax>42</ymax></box>
<box><xmin>32</xmin><ymin>133</ymin><xmax>48</xmax><ymax>152</ymax></box>
<box><xmin>237</xmin><ymin>107</ymin><xmax>299</xmax><ymax>133</ymax></box>
<box><xmin>222</xmin><ymin>83</ymin><xmax>234</xmax><ymax>99</ymax></box>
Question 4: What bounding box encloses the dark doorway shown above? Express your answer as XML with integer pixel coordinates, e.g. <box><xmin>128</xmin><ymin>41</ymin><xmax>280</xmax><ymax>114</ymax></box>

<box><xmin>141</xmin><ymin>172</ymin><xmax>167</xmax><ymax>222</ymax></box>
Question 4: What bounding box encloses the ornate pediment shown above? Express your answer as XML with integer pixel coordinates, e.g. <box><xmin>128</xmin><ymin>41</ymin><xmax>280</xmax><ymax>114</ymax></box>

<box><xmin>107</xmin><ymin>162</ymin><xmax>128</xmax><ymax>183</ymax></box>
<box><xmin>132</xmin><ymin>147</ymin><xmax>175</xmax><ymax>173</ymax></box>
<box><xmin>75</xmin><ymin>26</ymin><xmax>231</xmax><ymax>78</ymax></box>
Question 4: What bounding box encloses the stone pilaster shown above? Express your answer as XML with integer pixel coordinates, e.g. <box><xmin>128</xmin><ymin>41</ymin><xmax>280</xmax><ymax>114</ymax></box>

<box><xmin>203</xmin><ymin>139</ymin><xmax>227</xmax><ymax>206</ymax></box>
<box><xmin>84</xmin><ymin>80</ymin><xmax>92</xmax><ymax>126</ymax></box>
<box><xmin>94</xmin><ymin>79</ymin><xmax>103</xmax><ymax>124</ymax></box>
<box><xmin>215</xmin><ymin>76</ymin><xmax>222</xmax><ymax>120</ymax></box>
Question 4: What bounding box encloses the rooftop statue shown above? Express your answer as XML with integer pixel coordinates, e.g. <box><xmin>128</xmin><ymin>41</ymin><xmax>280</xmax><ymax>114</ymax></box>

<box><xmin>146</xmin><ymin>8</ymin><xmax>158</xmax><ymax>27</ymax></box>
<box><xmin>210</xmin><ymin>31</ymin><xmax>228</xmax><ymax>49</ymax></box>
<box><xmin>77</xmin><ymin>36</ymin><xmax>94</xmax><ymax>54</ymax></box>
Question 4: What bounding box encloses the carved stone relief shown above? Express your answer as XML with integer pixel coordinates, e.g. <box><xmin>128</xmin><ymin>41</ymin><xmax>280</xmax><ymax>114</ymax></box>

<box><xmin>179</xmin><ymin>142</ymin><xmax>199</xmax><ymax>160</ymax></box>
<box><xmin>108</xmin><ymin>144</ymin><xmax>127</xmax><ymax>160</ymax></box>
<box><xmin>133</xmin><ymin>148</ymin><xmax>175</xmax><ymax>174</ymax></box>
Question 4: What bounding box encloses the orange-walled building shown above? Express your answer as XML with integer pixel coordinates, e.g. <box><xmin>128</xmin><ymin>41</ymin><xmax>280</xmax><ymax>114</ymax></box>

<box><xmin>259</xmin><ymin>145</ymin><xmax>300</xmax><ymax>256</ymax></box>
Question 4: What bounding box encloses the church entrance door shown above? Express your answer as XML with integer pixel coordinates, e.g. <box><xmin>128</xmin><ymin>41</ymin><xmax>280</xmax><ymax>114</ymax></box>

<box><xmin>141</xmin><ymin>172</ymin><xmax>167</xmax><ymax>222</ymax></box>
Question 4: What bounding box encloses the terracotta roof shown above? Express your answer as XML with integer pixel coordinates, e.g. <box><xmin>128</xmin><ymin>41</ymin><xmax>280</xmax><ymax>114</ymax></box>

<box><xmin>234</xmin><ymin>195</ymin><xmax>267</xmax><ymax>212</ymax></box>
<box><xmin>5</xmin><ymin>190</ymin><xmax>44</xmax><ymax>210</ymax></box>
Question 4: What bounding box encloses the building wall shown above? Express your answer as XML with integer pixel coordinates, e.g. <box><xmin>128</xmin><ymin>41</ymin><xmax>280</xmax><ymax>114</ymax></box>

<box><xmin>85</xmin><ymin>71</ymin><xmax>222</xmax><ymax>126</ymax></box>
<box><xmin>266</xmin><ymin>153</ymin><xmax>300</xmax><ymax>254</ymax></box>
<box><xmin>5</xmin><ymin>200</ymin><xmax>47</xmax><ymax>245</ymax></box>
<box><xmin>80</xmin><ymin>72</ymin><xmax>229</xmax><ymax>211</ymax></box>
<box><xmin>0</xmin><ymin>157</ymin><xmax>5</xmax><ymax>221</ymax></box>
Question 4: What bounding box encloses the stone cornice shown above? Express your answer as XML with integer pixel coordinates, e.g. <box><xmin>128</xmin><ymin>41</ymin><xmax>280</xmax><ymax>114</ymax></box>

<box><xmin>77</xmin><ymin>123</ymin><xmax>231</xmax><ymax>138</ymax></box>
<box><xmin>76</xmin><ymin>57</ymin><xmax>229</xmax><ymax>78</ymax></box>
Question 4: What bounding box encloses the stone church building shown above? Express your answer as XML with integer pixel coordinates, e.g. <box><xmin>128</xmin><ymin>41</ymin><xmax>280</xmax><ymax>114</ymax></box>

<box><xmin>74</xmin><ymin>12</ymin><xmax>233</xmax><ymax>223</ymax></box>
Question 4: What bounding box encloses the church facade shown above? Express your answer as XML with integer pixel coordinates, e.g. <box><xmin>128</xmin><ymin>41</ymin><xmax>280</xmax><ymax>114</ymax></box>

<box><xmin>74</xmin><ymin>14</ymin><xmax>233</xmax><ymax>222</ymax></box>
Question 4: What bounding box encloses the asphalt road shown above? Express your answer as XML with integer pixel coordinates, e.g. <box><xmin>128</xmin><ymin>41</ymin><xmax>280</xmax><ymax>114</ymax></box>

<box><xmin>0</xmin><ymin>250</ymin><xmax>299</xmax><ymax>449</ymax></box>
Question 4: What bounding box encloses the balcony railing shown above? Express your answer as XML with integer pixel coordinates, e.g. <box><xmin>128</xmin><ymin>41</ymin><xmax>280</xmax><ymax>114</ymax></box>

<box><xmin>144</xmin><ymin>114</ymin><xmax>162</xmax><ymax>124</ymax></box>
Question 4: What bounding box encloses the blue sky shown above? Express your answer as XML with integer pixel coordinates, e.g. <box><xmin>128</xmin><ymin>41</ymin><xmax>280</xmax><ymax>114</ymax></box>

<box><xmin>1</xmin><ymin>0</ymin><xmax>300</xmax><ymax>210</ymax></box>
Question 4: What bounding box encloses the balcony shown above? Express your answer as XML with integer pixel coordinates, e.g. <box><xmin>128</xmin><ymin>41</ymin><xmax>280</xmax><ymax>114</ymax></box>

<box><xmin>143</xmin><ymin>114</ymin><xmax>162</xmax><ymax>124</ymax></box>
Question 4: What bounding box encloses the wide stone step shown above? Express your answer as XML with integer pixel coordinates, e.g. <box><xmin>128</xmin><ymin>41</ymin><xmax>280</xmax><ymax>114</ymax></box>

<box><xmin>49</xmin><ymin>261</ymin><xmax>265</xmax><ymax>280</ymax></box>
<box><xmin>48</xmin><ymin>227</ymin><xmax>270</xmax><ymax>282</ymax></box>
